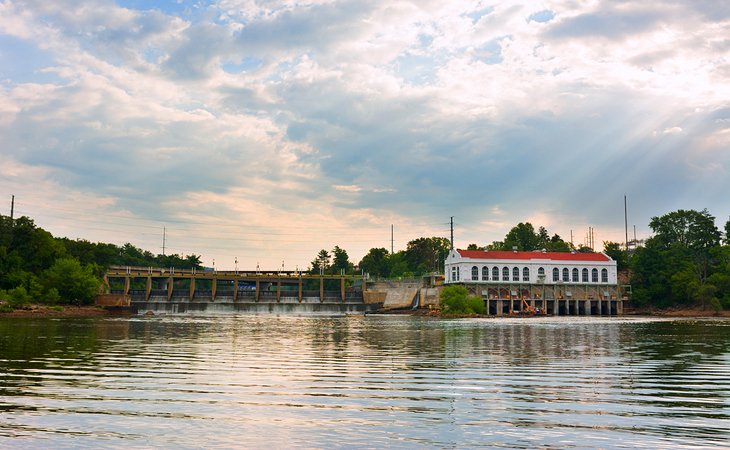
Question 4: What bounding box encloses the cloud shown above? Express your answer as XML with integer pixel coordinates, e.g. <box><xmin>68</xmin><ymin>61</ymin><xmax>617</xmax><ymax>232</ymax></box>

<box><xmin>1</xmin><ymin>0</ymin><xmax>729</xmax><ymax>265</ymax></box>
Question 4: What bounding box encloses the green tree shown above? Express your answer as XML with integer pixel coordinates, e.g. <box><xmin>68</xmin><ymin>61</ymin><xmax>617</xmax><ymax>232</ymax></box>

<box><xmin>504</xmin><ymin>222</ymin><xmax>540</xmax><ymax>251</ymax></box>
<box><xmin>310</xmin><ymin>249</ymin><xmax>330</xmax><ymax>274</ymax></box>
<box><xmin>42</xmin><ymin>258</ymin><xmax>101</xmax><ymax>305</ymax></box>
<box><xmin>359</xmin><ymin>248</ymin><xmax>390</xmax><ymax>278</ymax></box>
<box><xmin>603</xmin><ymin>241</ymin><xmax>628</xmax><ymax>271</ymax></box>
<box><xmin>405</xmin><ymin>237</ymin><xmax>450</xmax><ymax>275</ymax></box>
<box><xmin>331</xmin><ymin>246</ymin><xmax>353</xmax><ymax>274</ymax></box>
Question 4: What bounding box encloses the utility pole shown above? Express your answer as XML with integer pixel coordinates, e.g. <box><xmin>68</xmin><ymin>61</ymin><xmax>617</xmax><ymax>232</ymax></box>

<box><xmin>624</xmin><ymin>195</ymin><xmax>629</xmax><ymax>252</ymax></box>
<box><xmin>10</xmin><ymin>195</ymin><xmax>14</xmax><ymax>220</ymax></box>
<box><xmin>450</xmin><ymin>216</ymin><xmax>454</xmax><ymax>250</ymax></box>
<box><xmin>162</xmin><ymin>227</ymin><xmax>166</xmax><ymax>256</ymax></box>
<box><xmin>391</xmin><ymin>224</ymin><xmax>394</xmax><ymax>254</ymax></box>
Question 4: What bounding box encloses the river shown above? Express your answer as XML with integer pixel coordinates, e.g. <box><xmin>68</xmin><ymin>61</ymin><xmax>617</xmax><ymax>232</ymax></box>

<box><xmin>1</xmin><ymin>315</ymin><xmax>729</xmax><ymax>448</ymax></box>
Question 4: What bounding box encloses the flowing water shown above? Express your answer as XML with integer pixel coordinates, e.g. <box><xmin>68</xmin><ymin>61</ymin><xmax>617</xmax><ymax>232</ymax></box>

<box><xmin>1</xmin><ymin>315</ymin><xmax>729</xmax><ymax>449</ymax></box>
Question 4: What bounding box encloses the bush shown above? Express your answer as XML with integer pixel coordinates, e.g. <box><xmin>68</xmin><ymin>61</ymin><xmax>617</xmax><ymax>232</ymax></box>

<box><xmin>8</xmin><ymin>286</ymin><xmax>32</xmax><ymax>307</ymax></box>
<box><xmin>43</xmin><ymin>288</ymin><xmax>61</xmax><ymax>305</ymax></box>
<box><xmin>466</xmin><ymin>295</ymin><xmax>486</xmax><ymax>315</ymax></box>
<box><xmin>440</xmin><ymin>285</ymin><xmax>485</xmax><ymax>315</ymax></box>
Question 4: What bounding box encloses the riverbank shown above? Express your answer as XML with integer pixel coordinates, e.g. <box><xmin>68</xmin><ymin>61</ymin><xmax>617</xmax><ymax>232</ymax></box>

<box><xmin>0</xmin><ymin>304</ymin><xmax>125</xmax><ymax>318</ymax></box>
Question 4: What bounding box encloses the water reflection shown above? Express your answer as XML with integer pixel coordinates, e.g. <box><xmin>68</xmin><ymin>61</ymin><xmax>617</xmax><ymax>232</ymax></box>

<box><xmin>1</xmin><ymin>316</ymin><xmax>729</xmax><ymax>448</ymax></box>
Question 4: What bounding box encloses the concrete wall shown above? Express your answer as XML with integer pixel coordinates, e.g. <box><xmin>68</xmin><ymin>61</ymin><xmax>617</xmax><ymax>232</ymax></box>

<box><xmin>419</xmin><ymin>287</ymin><xmax>442</xmax><ymax>308</ymax></box>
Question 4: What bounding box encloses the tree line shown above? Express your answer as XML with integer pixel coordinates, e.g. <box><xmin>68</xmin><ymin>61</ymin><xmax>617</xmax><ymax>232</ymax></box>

<box><xmin>2</xmin><ymin>208</ymin><xmax>729</xmax><ymax>311</ymax></box>
<box><xmin>0</xmin><ymin>215</ymin><xmax>202</xmax><ymax>308</ymax></box>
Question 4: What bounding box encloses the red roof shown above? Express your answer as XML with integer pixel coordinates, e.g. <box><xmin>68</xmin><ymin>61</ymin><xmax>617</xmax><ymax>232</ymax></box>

<box><xmin>456</xmin><ymin>249</ymin><xmax>611</xmax><ymax>262</ymax></box>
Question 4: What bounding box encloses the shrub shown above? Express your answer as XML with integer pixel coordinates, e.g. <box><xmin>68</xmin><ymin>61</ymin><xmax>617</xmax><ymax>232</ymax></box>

<box><xmin>466</xmin><ymin>295</ymin><xmax>486</xmax><ymax>315</ymax></box>
<box><xmin>440</xmin><ymin>285</ymin><xmax>485</xmax><ymax>315</ymax></box>
<box><xmin>8</xmin><ymin>286</ymin><xmax>32</xmax><ymax>307</ymax></box>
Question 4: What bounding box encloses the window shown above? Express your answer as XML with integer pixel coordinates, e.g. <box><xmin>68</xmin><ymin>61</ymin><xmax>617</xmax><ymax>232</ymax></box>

<box><xmin>482</xmin><ymin>266</ymin><xmax>489</xmax><ymax>281</ymax></box>
<box><xmin>492</xmin><ymin>267</ymin><xmax>499</xmax><ymax>281</ymax></box>
<box><xmin>523</xmin><ymin>267</ymin><xmax>530</xmax><ymax>282</ymax></box>
<box><xmin>552</xmin><ymin>268</ymin><xmax>559</xmax><ymax>282</ymax></box>
<box><xmin>538</xmin><ymin>267</ymin><xmax>545</xmax><ymax>276</ymax></box>
<box><xmin>582</xmin><ymin>268</ymin><xmax>589</xmax><ymax>283</ymax></box>
<box><xmin>451</xmin><ymin>267</ymin><xmax>457</xmax><ymax>282</ymax></box>
<box><xmin>592</xmin><ymin>268</ymin><xmax>598</xmax><ymax>283</ymax></box>
<box><xmin>472</xmin><ymin>266</ymin><xmax>479</xmax><ymax>280</ymax></box>
<box><xmin>512</xmin><ymin>267</ymin><xmax>519</xmax><ymax>281</ymax></box>
<box><xmin>562</xmin><ymin>268</ymin><xmax>569</xmax><ymax>282</ymax></box>
<box><xmin>502</xmin><ymin>267</ymin><xmax>509</xmax><ymax>281</ymax></box>
<box><xmin>572</xmin><ymin>268</ymin><xmax>579</xmax><ymax>282</ymax></box>
<box><xmin>601</xmin><ymin>268</ymin><xmax>608</xmax><ymax>283</ymax></box>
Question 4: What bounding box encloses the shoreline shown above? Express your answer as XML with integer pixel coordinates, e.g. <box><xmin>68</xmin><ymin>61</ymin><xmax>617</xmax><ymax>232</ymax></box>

<box><xmin>1</xmin><ymin>304</ymin><xmax>728</xmax><ymax>319</ymax></box>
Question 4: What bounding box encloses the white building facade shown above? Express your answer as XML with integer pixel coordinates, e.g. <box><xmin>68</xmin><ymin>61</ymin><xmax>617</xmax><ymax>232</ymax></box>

<box><xmin>445</xmin><ymin>249</ymin><xmax>618</xmax><ymax>286</ymax></box>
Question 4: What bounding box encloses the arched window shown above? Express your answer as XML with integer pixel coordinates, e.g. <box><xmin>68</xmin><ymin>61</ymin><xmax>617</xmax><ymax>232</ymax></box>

<box><xmin>492</xmin><ymin>267</ymin><xmax>499</xmax><ymax>281</ymax></box>
<box><xmin>552</xmin><ymin>268</ymin><xmax>559</xmax><ymax>282</ymax></box>
<box><xmin>582</xmin><ymin>268</ymin><xmax>589</xmax><ymax>282</ymax></box>
<box><xmin>601</xmin><ymin>268</ymin><xmax>608</xmax><ymax>283</ymax></box>
<box><xmin>482</xmin><ymin>266</ymin><xmax>489</xmax><ymax>281</ymax></box>
<box><xmin>502</xmin><ymin>267</ymin><xmax>509</xmax><ymax>281</ymax></box>
<box><xmin>523</xmin><ymin>267</ymin><xmax>530</xmax><ymax>282</ymax></box>
<box><xmin>572</xmin><ymin>268</ymin><xmax>579</xmax><ymax>282</ymax></box>
<box><xmin>591</xmin><ymin>268</ymin><xmax>599</xmax><ymax>283</ymax></box>
<box><xmin>512</xmin><ymin>267</ymin><xmax>519</xmax><ymax>281</ymax></box>
<box><xmin>472</xmin><ymin>266</ymin><xmax>479</xmax><ymax>280</ymax></box>
<box><xmin>451</xmin><ymin>266</ymin><xmax>457</xmax><ymax>282</ymax></box>
<box><xmin>538</xmin><ymin>267</ymin><xmax>545</xmax><ymax>277</ymax></box>
<box><xmin>562</xmin><ymin>268</ymin><xmax>569</xmax><ymax>281</ymax></box>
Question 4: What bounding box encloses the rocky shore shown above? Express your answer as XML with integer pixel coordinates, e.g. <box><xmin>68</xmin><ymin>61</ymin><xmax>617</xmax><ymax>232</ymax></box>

<box><xmin>0</xmin><ymin>305</ymin><xmax>129</xmax><ymax>318</ymax></box>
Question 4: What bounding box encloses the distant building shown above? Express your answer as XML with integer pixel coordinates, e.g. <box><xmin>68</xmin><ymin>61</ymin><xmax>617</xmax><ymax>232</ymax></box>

<box><xmin>443</xmin><ymin>249</ymin><xmax>623</xmax><ymax>315</ymax></box>
<box><xmin>445</xmin><ymin>249</ymin><xmax>617</xmax><ymax>285</ymax></box>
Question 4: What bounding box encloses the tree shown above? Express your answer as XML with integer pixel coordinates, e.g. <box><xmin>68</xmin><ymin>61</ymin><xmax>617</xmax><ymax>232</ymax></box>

<box><xmin>504</xmin><ymin>222</ymin><xmax>540</xmax><ymax>251</ymax></box>
<box><xmin>603</xmin><ymin>241</ymin><xmax>628</xmax><ymax>271</ymax></box>
<box><xmin>359</xmin><ymin>248</ymin><xmax>390</xmax><ymax>278</ymax></box>
<box><xmin>405</xmin><ymin>237</ymin><xmax>450</xmax><ymax>275</ymax></box>
<box><xmin>310</xmin><ymin>249</ymin><xmax>330</xmax><ymax>274</ymax></box>
<box><xmin>331</xmin><ymin>246</ymin><xmax>352</xmax><ymax>274</ymax></box>
<box><xmin>42</xmin><ymin>258</ymin><xmax>101</xmax><ymax>305</ymax></box>
<box><xmin>725</xmin><ymin>216</ymin><xmax>730</xmax><ymax>245</ymax></box>
<box><xmin>649</xmin><ymin>209</ymin><xmax>721</xmax><ymax>251</ymax></box>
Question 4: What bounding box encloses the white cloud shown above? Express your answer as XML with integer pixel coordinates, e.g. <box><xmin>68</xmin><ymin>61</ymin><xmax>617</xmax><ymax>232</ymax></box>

<box><xmin>1</xmin><ymin>0</ymin><xmax>729</xmax><ymax>266</ymax></box>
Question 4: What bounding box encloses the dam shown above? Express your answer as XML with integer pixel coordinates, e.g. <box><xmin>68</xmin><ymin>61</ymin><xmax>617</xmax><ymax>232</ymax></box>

<box><xmin>99</xmin><ymin>266</ymin><xmax>382</xmax><ymax>314</ymax></box>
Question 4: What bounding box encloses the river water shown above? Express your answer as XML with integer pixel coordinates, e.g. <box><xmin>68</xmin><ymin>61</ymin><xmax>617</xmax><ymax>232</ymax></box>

<box><xmin>1</xmin><ymin>315</ymin><xmax>729</xmax><ymax>449</ymax></box>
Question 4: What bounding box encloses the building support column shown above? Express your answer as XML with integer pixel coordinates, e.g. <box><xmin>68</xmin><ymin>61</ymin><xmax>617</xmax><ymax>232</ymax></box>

<box><xmin>189</xmin><ymin>277</ymin><xmax>195</xmax><ymax>301</ymax></box>
<box><xmin>146</xmin><ymin>277</ymin><xmax>152</xmax><ymax>301</ymax></box>
<box><xmin>618</xmin><ymin>300</ymin><xmax>623</xmax><ymax>315</ymax></box>
<box><xmin>167</xmin><ymin>276</ymin><xmax>173</xmax><ymax>301</ymax></box>
<box><xmin>575</xmin><ymin>299</ymin><xmax>579</xmax><ymax>316</ymax></box>
<box><xmin>554</xmin><ymin>299</ymin><xmax>559</xmax><ymax>316</ymax></box>
<box><xmin>486</xmin><ymin>298</ymin><xmax>490</xmax><ymax>316</ymax></box>
<box><xmin>585</xmin><ymin>300</ymin><xmax>591</xmax><ymax>316</ymax></box>
<box><xmin>598</xmin><ymin>298</ymin><xmax>602</xmax><ymax>315</ymax></box>
<box><xmin>211</xmin><ymin>278</ymin><xmax>217</xmax><ymax>302</ymax></box>
<box><xmin>276</xmin><ymin>280</ymin><xmax>281</xmax><ymax>303</ymax></box>
<box><xmin>320</xmin><ymin>277</ymin><xmax>324</xmax><ymax>302</ymax></box>
<box><xmin>298</xmin><ymin>278</ymin><xmax>303</xmax><ymax>303</ymax></box>
<box><xmin>233</xmin><ymin>279</ymin><xmax>238</xmax><ymax>302</ymax></box>
<box><xmin>497</xmin><ymin>300</ymin><xmax>503</xmax><ymax>316</ymax></box>
<box><xmin>124</xmin><ymin>277</ymin><xmax>130</xmax><ymax>296</ymax></box>
<box><xmin>254</xmin><ymin>280</ymin><xmax>259</xmax><ymax>302</ymax></box>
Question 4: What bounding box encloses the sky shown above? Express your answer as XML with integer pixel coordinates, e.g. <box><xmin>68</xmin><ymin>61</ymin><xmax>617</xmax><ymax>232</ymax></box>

<box><xmin>1</xmin><ymin>0</ymin><xmax>729</xmax><ymax>270</ymax></box>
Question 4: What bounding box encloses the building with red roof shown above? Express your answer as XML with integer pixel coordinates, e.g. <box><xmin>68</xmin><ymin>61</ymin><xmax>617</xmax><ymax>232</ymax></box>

<box><xmin>445</xmin><ymin>248</ymin><xmax>617</xmax><ymax>285</ymax></box>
